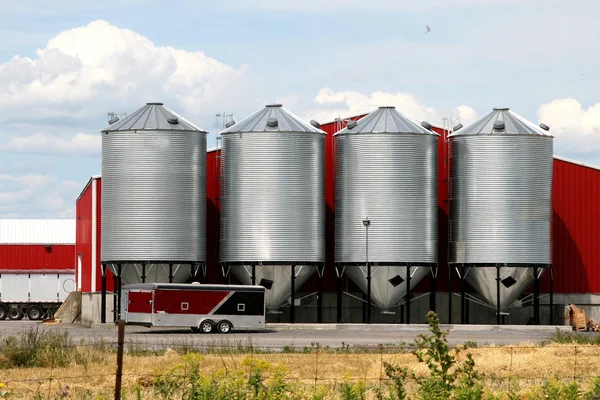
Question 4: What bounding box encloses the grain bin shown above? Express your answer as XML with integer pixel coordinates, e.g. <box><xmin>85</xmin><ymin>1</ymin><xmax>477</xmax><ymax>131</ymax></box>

<box><xmin>220</xmin><ymin>104</ymin><xmax>325</xmax><ymax>312</ymax></box>
<box><xmin>335</xmin><ymin>106</ymin><xmax>438</xmax><ymax>313</ymax></box>
<box><xmin>101</xmin><ymin>102</ymin><xmax>207</xmax><ymax>285</ymax></box>
<box><xmin>449</xmin><ymin>107</ymin><xmax>553</xmax><ymax>312</ymax></box>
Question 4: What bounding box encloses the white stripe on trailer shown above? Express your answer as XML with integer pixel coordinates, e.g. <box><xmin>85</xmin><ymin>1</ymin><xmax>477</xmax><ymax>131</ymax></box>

<box><xmin>208</xmin><ymin>291</ymin><xmax>234</xmax><ymax>315</ymax></box>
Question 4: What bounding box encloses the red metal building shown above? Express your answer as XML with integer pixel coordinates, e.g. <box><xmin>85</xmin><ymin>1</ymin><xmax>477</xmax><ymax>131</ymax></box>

<box><xmin>79</xmin><ymin>114</ymin><xmax>600</xmax><ymax>305</ymax></box>
<box><xmin>75</xmin><ymin>175</ymin><xmax>114</xmax><ymax>292</ymax></box>
<box><xmin>0</xmin><ymin>219</ymin><xmax>75</xmax><ymax>273</ymax></box>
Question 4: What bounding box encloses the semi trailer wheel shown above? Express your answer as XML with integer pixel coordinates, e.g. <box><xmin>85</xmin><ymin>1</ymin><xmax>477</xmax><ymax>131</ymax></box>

<box><xmin>27</xmin><ymin>306</ymin><xmax>43</xmax><ymax>321</ymax></box>
<box><xmin>217</xmin><ymin>320</ymin><xmax>232</xmax><ymax>334</ymax></box>
<box><xmin>0</xmin><ymin>306</ymin><xmax>7</xmax><ymax>320</ymax></box>
<box><xmin>8</xmin><ymin>308</ymin><xmax>24</xmax><ymax>320</ymax></box>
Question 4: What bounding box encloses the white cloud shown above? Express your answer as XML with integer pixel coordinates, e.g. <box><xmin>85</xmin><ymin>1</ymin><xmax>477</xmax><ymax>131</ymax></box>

<box><xmin>0</xmin><ymin>174</ymin><xmax>80</xmax><ymax>218</ymax></box>
<box><xmin>0</xmin><ymin>20</ymin><xmax>248</xmax><ymax>125</ymax></box>
<box><xmin>4</xmin><ymin>132</ymin><xmax>100</xmax><ymax>155</ymax></box>
<box><xmin>537</xmin><ymin>98</ymin><xmax>600</xmax><ymax>164</ymax></box>
<box><xmin>308</xmin><ymin>88</ymin><xmax>477</xmax><ymax>126</ymax></box>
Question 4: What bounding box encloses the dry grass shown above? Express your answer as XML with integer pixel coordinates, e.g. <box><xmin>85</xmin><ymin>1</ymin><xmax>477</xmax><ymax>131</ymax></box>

<box><xmin>0</xmin><ymin>342</ymin><xmax>599</xmax><ymax>399</ymax></box>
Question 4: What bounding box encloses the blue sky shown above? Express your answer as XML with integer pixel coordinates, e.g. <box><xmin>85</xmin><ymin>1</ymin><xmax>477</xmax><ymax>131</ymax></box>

<box><xmin>1</xmin><ymin>0</ymin><xmax>599</xmax><ymax>217</ymax></box>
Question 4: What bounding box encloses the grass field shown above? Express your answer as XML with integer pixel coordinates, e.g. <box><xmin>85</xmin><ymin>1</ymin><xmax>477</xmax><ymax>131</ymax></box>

<box><xmin>0</xmin><ymin>317</ymin><xmax>599</xmax><ymax>399</ymax></box>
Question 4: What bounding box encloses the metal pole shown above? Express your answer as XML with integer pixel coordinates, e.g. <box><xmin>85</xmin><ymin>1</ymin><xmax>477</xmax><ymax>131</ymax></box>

<box><xmin>550</xmin><ymin>267</ymin><xmax>554</xmax><ymax>325</ymax></box>
<box><xmin>429</xmin><ymin>267</ymin><xmax>437</xmax><ymax>312</ymax></box>
<box><xmin>290</xmin><ymin>263</ymin><xmax>296</xmax><ymax>324</ymax></box>
<box><xmin>117</xmin><ymin>264</ymin><xmax>122</xmax><ymax>320</ymax></box>
<box><xmin>101</xmin><ymin>264</ymin><xmax>107</xmax><ymax>324</ymax></box>
<box><xmin>406</xmin><ymin>264</ymin><xmax>411</xmax><ymax>324</ymax></box>
<box><xmin>337</xmin><ymin>273</ymin><xmax>342</xmax><ymax>323</ymax></box>
<box><xmin>251</xmin><ymin>263</ymin><xmax>256</xmax><ymax>286</ymax></box>
<box><xmin>448</xmin><ymin>265</ymin><xmax>453</xmax><ymax>324</ymax></box>
<box><xmin>496</xmin><ymin>265</ymin><xmax>501</xmax><ymax>325</ymax></box>
<box><xmin>366</xmin><ymin>224</ymin><xmax>371</xmax><ymax>324</ymax></box>
<box><xmin>113</xmin><ymin>274</ymin><xmax>118</xmax><ymax>323</ymax></box>
<box><xmin>317</xmin><ymin>266</ymin><xmax>323</xmax><ymax>323</ymax></box>
<box><xmin>533</xmin><ymin>265</ymin><xmax>540</xmax><ymax>325</ymax></box>
<box><xmin>141</xmin><ymin>263</ymin><xmax>146</xmax><ymax>284</ymax></box>
<box><xmin>461</xmin><ymin>267</ymin><xmax>466</xmax><ymax>324</ymax></box>
<box><xmin>168</xmin><ymin>263</ymin><xmax>173</xmax><ymax>283</ymax></box>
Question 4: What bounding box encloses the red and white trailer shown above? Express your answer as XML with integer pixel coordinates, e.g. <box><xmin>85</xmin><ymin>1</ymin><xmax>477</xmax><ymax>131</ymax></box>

<box><xmin>122</xmin><ymin>283</ymin><xmax>266</xmax><ymax>333</ymax></box>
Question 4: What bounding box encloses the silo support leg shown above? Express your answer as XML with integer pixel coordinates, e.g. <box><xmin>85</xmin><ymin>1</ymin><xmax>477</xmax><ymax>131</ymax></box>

<box><xmin>290</xmin><ymin>264</ymin><xmax>296</xmax><ymax>324</ymax></box>
<box><xmin>367</xmin><ymin>263</ymin><xmax>372</xmax><ymax>324</ymax></box>
<box><xmin>251</xmin><ymin>263</ymin><xmax>256</xmax><ymax>286</ymax></box>
<box><xmin>549</xmin><ymin>267</ymin><xmax>554</xmax><ymax>325</ymax></box>
<box><xmin>168</xmin><ymin>264</ymin><xmax>173</xmax><ymax>283</ymax></box>
<box><xmin>101</xmin><ymin>264</ymin><xmax>107</xmax><ymax>324</ymax></box>
<box><xmin>336</xmin><ymin>273</ymin><xmax>343</xmax><ymax>323</ymax></box>
<box><xmin>117</xmin><ymin>264</ymin><xmax>122</xmax><ymax>321</ymax></box>
<box><xmin>113</xmin><ymin>275</ymin><xmax>118</xmax><ymax>323</ymax></box>
<box><xmin>460</xmin><ymin>267</ymin><xmax>466</xmax><ymax>325</ymax></box>
<box><xmin>533</xmin><ymin>266</ymin><xmax>540</xmax><ymax>326</ymax></box>
<box><xmin>317</xmin><ymin>266</ymin><xmax>323</xmax><ymax>323</ymax></box>
<box><xmin>448</xmin><ymin>267</ymin><xmax>453</xmax><ymax>324</ymax></box>
<box><xmin>429</xmin><ymin>266</ymin><xmax>437</xmax><ymax>313</ymax></box>
<box><xmin>141</xmin><ymin>264</ymin><xmax>146</xmax><ymax>284</ymax></box>
<box><xmin>406</xmin><ymin>264</ymin><xmax>411</xmax><ymax>325</ymax></box>
<box><xmin>496</xmin><ymin>265</ymin><xmax>501</xmax><ymax>325</ymax></box>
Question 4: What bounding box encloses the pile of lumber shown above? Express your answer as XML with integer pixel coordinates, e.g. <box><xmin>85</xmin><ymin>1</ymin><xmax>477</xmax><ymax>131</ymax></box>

<box><xmin>566</xmin><ymin>304</ymin><xmax>600</xmax><ymax>332</ymax></box>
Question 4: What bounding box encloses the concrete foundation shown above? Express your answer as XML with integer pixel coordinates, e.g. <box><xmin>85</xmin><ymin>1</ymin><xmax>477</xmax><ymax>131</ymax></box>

<box><xmin>81</xmin><ymin>292</ymin><xmax>115</xmax><ymax>327</ymax></box>
<box><xmin>55</xmin><ymin>291</ymin><xmax>82</xmax><ymax>324</ymax></box>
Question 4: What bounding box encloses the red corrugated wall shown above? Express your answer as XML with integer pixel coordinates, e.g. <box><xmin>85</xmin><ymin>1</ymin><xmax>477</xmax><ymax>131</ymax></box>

<box><xmin>0</xmin><ymin>244</ymin><xmax>74</xmax><ymax>271</ymax></box>
<box><xmin>75</xmin><ymin>178</ymin><xmax>113</xmax><ymax>292</ymax></box>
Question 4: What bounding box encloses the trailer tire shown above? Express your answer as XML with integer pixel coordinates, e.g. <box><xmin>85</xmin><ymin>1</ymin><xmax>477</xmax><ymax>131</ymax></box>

<box><xmin>27</xmin><ymin>306</ymin><xmax>44</xmax><ymax>321</ymax></box>
<box><xmin>0</xmin><ymin>306</ymin><xmax>7</xmax><ymax>320</ymax></box>
<box><xmin>8</xmin><ymin>307</ymin><xmax>24</xmax><ymax>320</ymax></box>
<box><xmin>199</xmin><ymin>321</ymin><xmax>214</xmax><ymax>334</ymax></box>
<box><xmin>217</xmin><ymin>320</ymin><xmax>232</xmax><ymax>334</ymax></box>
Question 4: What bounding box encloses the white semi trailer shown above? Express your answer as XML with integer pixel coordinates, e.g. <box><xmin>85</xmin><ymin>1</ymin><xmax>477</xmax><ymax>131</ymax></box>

<box><xmin>0</xmin><ymin>270</ymin><xmax>75</xmax><ymax>320</ymax></box>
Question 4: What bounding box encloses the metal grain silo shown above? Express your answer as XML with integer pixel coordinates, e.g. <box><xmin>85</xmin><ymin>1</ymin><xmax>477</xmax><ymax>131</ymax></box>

<box><xmin>449</xmin><ymin>107</ymin><xmax>553</xmax><ymax>318</ymax></box>
<box><xmin>335</xmin><ymin>106</ymin><xmax>438</xmax><ymax>316</ymax></box>
<box><xmin>101</xmin><ymin>102</ymin><xmax>207</xmax><ymax>285</ymax></box>
<box><xmin>220</xmin><ymin>104</ymin><xmax>325</xmax><ymax>313</ymax></box>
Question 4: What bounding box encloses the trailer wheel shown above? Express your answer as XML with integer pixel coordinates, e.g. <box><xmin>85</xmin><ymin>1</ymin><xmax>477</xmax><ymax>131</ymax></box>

<box><xmin>0</xmin><ymin>306</ymin><xmax>7</xmax><ymax>320</ymax></box>
<box><xmin>199</xmin><ymin>321</ymin><xmax>213</xmax><ymax>334</ymax></box>
<box><xmin>217</xmin><ymin>320</ymin><xmax>232</xmax><ymax>334</ymax></box>
<box><xmin>8</xmin><ymin>307</ymin><xmax>24</xmax><ymax>320</ymax></box>
<box><xmin>27</xmin><ymin>306</ymin><xmax>44</xmax><ymax>321</ymax></box>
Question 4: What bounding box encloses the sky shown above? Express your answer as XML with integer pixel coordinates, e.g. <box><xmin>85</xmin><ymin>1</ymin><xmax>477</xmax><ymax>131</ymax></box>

<box><xmin>1</xmin><ymin>0</ymin><xmax>599</xmax><ymax>218</ymax></box>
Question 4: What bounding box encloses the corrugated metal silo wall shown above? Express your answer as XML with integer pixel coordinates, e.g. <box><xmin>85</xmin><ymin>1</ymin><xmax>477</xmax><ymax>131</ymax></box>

<box><xmin>203</xmin><ymin>123</ymin><xmax>600</xmax><ymax>296</ymax></box>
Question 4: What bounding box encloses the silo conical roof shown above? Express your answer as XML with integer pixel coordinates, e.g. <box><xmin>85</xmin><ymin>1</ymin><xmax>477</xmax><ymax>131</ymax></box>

<box><xmin>334</xmin><ymin>106</ymin><xmax>437</xmax><ymax>136</ymax></box>
<box><xmin>101</xmin><ymin>102</ymin><xmax>206</xmax><ymax>133</ymax></box>
<box><xmin>221</xmin><ymin>104</ymin><xmax>324</xmax><ymax>134</ymax></box>
<box><xmin>449</xmin><ymin>107</ymin><xmax>552</xmax><ymax>137</ymax></box>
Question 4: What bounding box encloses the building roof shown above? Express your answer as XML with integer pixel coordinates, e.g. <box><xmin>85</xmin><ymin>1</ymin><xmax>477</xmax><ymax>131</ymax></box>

<box><xmin>335</xmin><ymin>106</ymin><xmax>438</xmax><ymax>136</ymax></box>
<box><xmin>221</xmin><ymin>104</ymin><xmax>324</xmax><ymax>134</ymax></box>
<box><xmin>101</xmin><ymin>103</ymin><xmax>207</xmax><ymax>133</ymax></box>
<box><xmin>449</xmin><ymin>107</ymin><xmax>553</xmax><ymax>137</ymax></box>
<box><xmin>0</xmin><ymin>219</ymin><xmax>76</xmax><ymax>245</ymax></box>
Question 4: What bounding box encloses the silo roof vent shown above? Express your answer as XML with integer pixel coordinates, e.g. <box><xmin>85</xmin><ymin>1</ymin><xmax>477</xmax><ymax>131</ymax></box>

<box><xmin>539</xmin><ymin>123</ymin><xmax>550</xmax><ymax>131</ymax></box>
<box><xmin>225</xmin><ymin>120</ymin><xmax>236</xmax><ymax>128</ymax></box>
<box><xmin>421</xmin><ymin>121</ymin><xmax>432</xmax><ymax>130</ymax></box>
<box><xmin>310</xmin><ymin>120</ymin><xmax>321</xmax><ymax>128</ymax></box>
<box><xmin>453</xmin><ymin>123</ymin><xmax>463</xmax><ymax>131</ymax></box>
<box><xmin>346</xmin><ymin>120</ymin><xmax>358</xmax><ymax>129</ymax></box>
<box><xmin>266</xmin><ymin>118</ymin><xmax>278</xmax><ymax>127</ymax></box>
<box><xmin>493</xmin><ymin>121</ymin><xmax>505</xmax><ymax>131</ymax></box>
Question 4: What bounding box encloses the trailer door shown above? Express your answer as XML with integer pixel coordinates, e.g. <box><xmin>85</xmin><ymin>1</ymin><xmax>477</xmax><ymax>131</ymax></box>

<box><xmin>126</xmin><ymin>290</ymin><xmax>153</xmax><ymax>324</ymax></box>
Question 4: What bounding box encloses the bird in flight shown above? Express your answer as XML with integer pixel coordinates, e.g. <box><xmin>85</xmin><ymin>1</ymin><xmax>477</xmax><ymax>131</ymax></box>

<box><xmin>426</xmin><ymin>25</ymin><xmax>431</xmax><ymax>33</ymax></box>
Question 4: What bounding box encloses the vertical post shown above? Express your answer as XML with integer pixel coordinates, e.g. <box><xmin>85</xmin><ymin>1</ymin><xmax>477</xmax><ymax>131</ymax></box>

<box><xmin>429</xmin><ymin>267</ymin><xmax>437</xmax><ymax>313</ymax></box>
<box><xmin>460</xmin><ymin>267</ymin><xmax>466</xmax><ymax>324</ymax></box>
<box><xmin>141</xmin><ymin>263</ymin><xmax>146</xmax><ymax>284</ymax></box>
<box><xmin>101</xmin><ymin>264</ymin><xmax>107</xmax><ymax>324</ymax></box>
<box><xmin>337</xmin><ymin>273</ymin><xmax>343</xmax><ymax>323</ymax></box>
<box><xmin>114</xmin><ymin>319</ymin><xmax>125</xmax><ymax>400</ymax></box>
<box><xmin>364</xmin><ymin>218</ymin><xmax>371</xmax><ymax>325</ymax></box>
<box><xmin>406</xmin><ymin>264</ymin><xmax>411</xmax><ymax>324</ymax></box>
<box><xmin>317</xmin><ymin>266</ymin><xmax>323</xmax><ymax>323</ymax></box>
<box><xmin>117</xmin><ymin>264</ymin><xmax>122</xmax><ymax>320</ymax></box>
<box><xmin>168</xmin><ymin>263</ymin><xmax>173</xmax><ymax>283</ymax></box>
<box><xmin>448</xmin><ymin>266</ymin><xmax>453</xmax><ymax>324</ymax></box>
<box><xmin>362</xmin><ymin>292</ymin><xmax>367</xmax><ymax>323</ymax></box>
<box><xmin>113</xmin><ymin>275</ymin><xmax>118</xmax><ymax>323</ymax></box>
<box><xmin>496</xmin><ymin>265</ymin><xmax>501</xmax><ymax>325</ymax></box>
<box><xmin>550</xmin><ymin>267</ymin><xmax>554</xmax><ymax>325</ymax></box>
<box><xmin>466</xmin><ymin>291</ymin><xmax>470</xmax><ymax>324</ymax></box>
<box><xmin>533</xmin><ymin>265</ymin><xmax>540</xmax><ymax>325</ymax></box>
<box><xmin>290</xmin><ymin>263</ymin><xmax>296</xmax><ymax>324</ymax></box>
<box><xmin>251</xmin><ymin>263</ymin><xmax>256</xmax><ymax>286</ymax></box>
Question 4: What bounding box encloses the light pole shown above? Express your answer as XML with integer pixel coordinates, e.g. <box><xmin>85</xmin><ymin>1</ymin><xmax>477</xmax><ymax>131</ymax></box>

<box><xmin>363</xmin><ymin>217</ymin><xmax>371</xmax><ymax>324</ymax></box>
